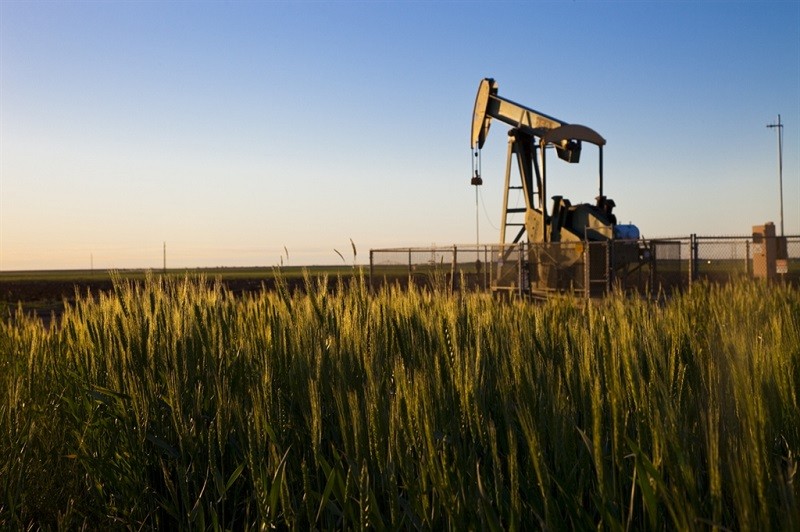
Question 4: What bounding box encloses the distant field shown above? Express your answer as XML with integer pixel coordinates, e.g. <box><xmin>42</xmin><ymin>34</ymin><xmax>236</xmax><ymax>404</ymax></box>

<box><xmin>0</xmin><ymin>266</ymin><xmax>371</xmax><ymax>322</ymax></box>
<box><xmin>0</xmin><ymin>265</ymin><xmax>367</xmax><ymax>283</ymax></box>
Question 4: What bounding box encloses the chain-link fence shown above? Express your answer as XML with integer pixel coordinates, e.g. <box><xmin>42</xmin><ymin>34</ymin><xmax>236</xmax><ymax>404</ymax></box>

<box><xmin>369</xmin><ymin>235</ymin><xmax>800</xmax><ymax>298</ymax></box>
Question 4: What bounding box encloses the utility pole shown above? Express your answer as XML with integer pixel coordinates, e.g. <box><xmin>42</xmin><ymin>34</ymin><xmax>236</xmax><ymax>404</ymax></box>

<box><xmin>767</xmin><ymin>114</ymin><xmax>784</xmax><ymax>236</ymax></box>
<box><xmin>163</xmin><ymin>242</ymin><xmax>166</xmax><ymax>273</ymax></box>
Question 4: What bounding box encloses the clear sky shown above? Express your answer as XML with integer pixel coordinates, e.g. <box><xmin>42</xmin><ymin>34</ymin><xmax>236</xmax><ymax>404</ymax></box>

<box><xmin>1</xmin><ymin>1</ymin><xmax>798</xmax><ymax>270</ymax></box>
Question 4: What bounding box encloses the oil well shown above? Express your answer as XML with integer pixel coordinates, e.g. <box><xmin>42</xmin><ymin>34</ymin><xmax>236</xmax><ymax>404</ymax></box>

<box><xmin>369</xmin><ymin>79</ymin><xmax>797</xmax><ymax>296</ymax></box>
<box><xmin>470</xmin><ymin>78</ymin><xmax>650</xmax><ymax>297</ymax></box>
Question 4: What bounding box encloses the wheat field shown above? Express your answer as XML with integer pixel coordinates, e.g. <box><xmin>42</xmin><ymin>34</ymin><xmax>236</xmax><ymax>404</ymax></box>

<box><xmin>1</xmin><ymin>273</ymin><xmax>798</xmax><ymax>529</ymax></box>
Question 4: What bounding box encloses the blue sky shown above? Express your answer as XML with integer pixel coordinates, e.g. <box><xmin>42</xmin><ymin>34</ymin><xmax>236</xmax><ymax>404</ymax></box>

<box><xmin>2</xmin><ymin>1</ymin><xmax>798</xmax><ymax>269</ymax></box>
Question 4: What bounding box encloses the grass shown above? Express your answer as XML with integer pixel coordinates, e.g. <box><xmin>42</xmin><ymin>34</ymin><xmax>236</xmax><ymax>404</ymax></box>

<box><xmin>1</xmin><ymin>273</ymin><xmax>798</xmax><ymax>529</ymax></box>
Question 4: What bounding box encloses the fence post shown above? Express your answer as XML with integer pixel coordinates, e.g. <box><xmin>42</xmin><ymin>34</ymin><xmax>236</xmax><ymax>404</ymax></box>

<box><xmin>517</xmin><ymin>243</ymin><xmax>523</xmax><ymax>298</ymax></box>
<box><xmin>584</xmin><ymin>240</ymin><xmax>590</xmax><ymax>300</ymax></box>
<box><xmin>745</xmin><ymin>240</ymin><xmax>751</xmax><ymax>277</ymax></box>
<box><xmin>483</xmin><ymin>245</ymin><xmax>488</xmax><ymax>291</ymax></box>
<box><xmin>488</xmin><ymin>245</ymin><xmax>494</xmax><ymax>292</ymax></box>
<box><xmin>452</xmin><ymin>245</ymin><xmax>457</xmax><ymax>292</ymax></box>
<box><xmin>408</xmin><ymin>249</ymin><xmax>412</xmax><ymax>287</ymax></box>
<box><xmin>606</xmin><ymin>240</ymin><xmax>612</xmax><ymax>294</ymax></box>
<box><xmin>650</xmin><ymin>241</ymin><xmax>657</xmax><ymax>298</ymax></box>
<box><xmin>688</xmin><ymin>234</ymin><xmax>698</xmax><ymax>288</ymax></box>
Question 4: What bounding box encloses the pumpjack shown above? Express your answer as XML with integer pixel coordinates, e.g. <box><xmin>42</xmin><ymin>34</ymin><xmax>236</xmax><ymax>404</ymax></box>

<box><xmin>470</xmin><ymin>78</ymin><xmax>647</xmax><ymax>296</ymax></box>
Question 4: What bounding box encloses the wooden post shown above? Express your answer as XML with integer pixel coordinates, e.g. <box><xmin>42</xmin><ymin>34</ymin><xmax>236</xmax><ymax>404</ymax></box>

<box><xmin>408</xmin><ymin>249</ymin><xmax>412</xmax><ymax>287</ymax></box>
<box><xmin>451</xmin><ymin>245</ymin><xmax>457</xmax><ymax>292</ymax></box>
<box><xmin>369</xmin><ymin>250</ymin><xmax>374</xmax><ymax>293</ymax></box>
